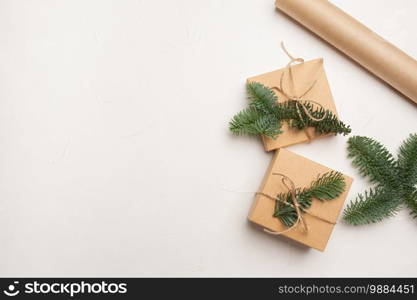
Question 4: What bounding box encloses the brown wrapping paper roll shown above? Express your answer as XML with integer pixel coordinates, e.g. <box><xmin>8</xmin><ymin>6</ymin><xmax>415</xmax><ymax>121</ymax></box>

<box><xmin>276</xmin><ymin>0</ymin><xmax>417</xmax><ymax>104</ymax></box>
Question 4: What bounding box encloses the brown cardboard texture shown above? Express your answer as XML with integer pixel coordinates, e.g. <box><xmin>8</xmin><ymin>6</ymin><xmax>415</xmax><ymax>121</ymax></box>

<box><xmin>247</xmin><ymin>58</ymin><xmax>338</xmax><ymax>151</ymax></box>
<box><xmin>248</xmin><ymin>148</ymin><xmax>353</xmax><ymax>251</ymax></box>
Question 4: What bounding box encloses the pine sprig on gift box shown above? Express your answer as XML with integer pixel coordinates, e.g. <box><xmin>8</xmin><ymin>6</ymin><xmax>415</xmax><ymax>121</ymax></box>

<box><xmin>229</xmin><ymin>108</ymin><xmax>282</xmax><ymax>138</ymax></box>
<box><xmin>274</xmin><ymin>171</ymin><xmax>346</xmax><ymax>227</ymax></box>
<box><xmin>287</xmin><ymin>101</ymin><xmax>351</xmax><ymax>136</ymax></box>
<box><xmin>229</xmin><ymin>82</ymin><xmax>351</xmax><ymax>139</ymax></box>
<box><xmin>343</xmin><ymin>134</ymin><xmax>417</xmax><ymax>225</ymax></box>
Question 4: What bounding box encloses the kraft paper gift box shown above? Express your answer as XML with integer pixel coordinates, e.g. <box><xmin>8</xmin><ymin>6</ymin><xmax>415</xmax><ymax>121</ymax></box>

<box><xmin>248</xmin><ymin>148</ymin><xmax>353</xmax><ymax>251</ymax></box>
<box><xmin>247</xmin><ymin>58</ymin><xmax>339</xmax><ymax>151</ymax></box>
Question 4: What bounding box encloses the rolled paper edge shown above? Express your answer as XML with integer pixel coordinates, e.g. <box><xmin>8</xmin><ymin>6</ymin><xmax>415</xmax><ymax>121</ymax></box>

<box><xmin>275</xmin><ymin>0</ymin><xmax>417</xmax><ymax>104</ymax></box>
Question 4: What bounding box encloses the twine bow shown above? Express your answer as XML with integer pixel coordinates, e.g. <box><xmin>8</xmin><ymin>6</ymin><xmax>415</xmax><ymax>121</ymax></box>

<box><xmin>256</xmin><ymin>173</ymin><xmax>336</xmax><ymax>235</ymax></box>
<box><xmin>271</xmin><ymin>42</ymin><xmax>326</xmax><ymax>141</ymax></box>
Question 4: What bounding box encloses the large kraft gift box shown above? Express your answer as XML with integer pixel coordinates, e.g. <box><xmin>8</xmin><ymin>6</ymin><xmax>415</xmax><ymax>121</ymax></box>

<box><xmin>247</xmin><ymin>58</ymin><xmax>339</xmax><ymax>151</ymax></box>
<box><xmin>248</xmin><ymin>148</ymin><xmax>353</xmax><ymax>251</ymax></box>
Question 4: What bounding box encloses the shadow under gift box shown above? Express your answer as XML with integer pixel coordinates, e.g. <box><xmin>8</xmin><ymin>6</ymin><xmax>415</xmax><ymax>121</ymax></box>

<box><xmin>247</xmin><ymin>58</ymin><xmax>339</xmax><ymax>152</ymax></box>
<box><xmin>248</xmin><ymin>148</ymin><xmax>353</xmax><ymax>251</ymax></box>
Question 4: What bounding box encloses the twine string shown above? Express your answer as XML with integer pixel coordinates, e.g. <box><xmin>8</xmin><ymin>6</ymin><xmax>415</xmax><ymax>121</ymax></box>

<box><xmin>271</xmin><ymin>42</ymin><xmax>326</xmax><ymax>141</ymax></box>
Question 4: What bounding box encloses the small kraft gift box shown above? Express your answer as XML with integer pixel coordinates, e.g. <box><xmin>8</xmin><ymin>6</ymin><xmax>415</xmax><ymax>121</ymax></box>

<box><xmin>247</xmin><ymin>48</ymin><xmax>340</xmax><ymax>152</ymax></box>
<box><xmin>248</xmin><ymin>148</ymin><xmax>353</xmax><ymax>251</ymax></box>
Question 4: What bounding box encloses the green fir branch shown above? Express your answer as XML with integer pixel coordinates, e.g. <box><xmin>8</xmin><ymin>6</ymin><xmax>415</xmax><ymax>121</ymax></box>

<box><xmin>404</xmin><ymin>189</ymin><xmax>417</xmax><ymax>219</ymax></box>
<box><xmin>274</xmin><ymin>172</ymin><xmax>346</xmax><ymax>227</ymax></box>
<box><xmin>344</xmin><ymin>134</ymin><xmax>417</xmax><ymax>225</ymax></box>
<box><xmin>306</xmin><ymin>171</ymin><xmax>347</xmax><ymax>200</ymax></box>
<box><xmin>287</xmin><ymin>101</ymin><xmax>351</xmax><ymax>136</ymax></box>
<box><xmin>229</xmin><ymin>82</ymin><xmax>351</xmax><ymax>140</ymax></box>
<box><xmin>347</xmin><ymin>136</ymin><xmax>398</xmax><ymax>188</ymax></box>
<box><xmin>247</xmin><ymin>82</ymin><xmax>277</xmax><ymax>115</ymax></box>
<box><xmin>343</xmin><ymin>188</ymin><xmax>402</xmax><ymax>225</ymax></box>
<box><xmin>229</xmin><ymin>107</ymin><xmax>282</xmax><ymax>138</ymax></box>
<box><xmin>273</xmin><ymin>189</ymin><xmax>312</xmax><ymax>228</ymax></box>
<box><xmin>398</xmin><ymin>133</ymin><xmax>417</xmax><ymax>187</ymax></box>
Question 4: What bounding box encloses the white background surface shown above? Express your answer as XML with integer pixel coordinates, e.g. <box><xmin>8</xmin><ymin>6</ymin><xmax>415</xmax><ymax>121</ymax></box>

<box><xmin>0</xmin><ymin>0</ymin><xmax>417</xmax><ymax>277</ymax></box>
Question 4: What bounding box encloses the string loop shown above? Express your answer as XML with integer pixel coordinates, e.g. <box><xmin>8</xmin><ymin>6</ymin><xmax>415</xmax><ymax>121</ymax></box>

<box><xmin>272</xmin><ymin>42</ymin><xmax>326</xmax><ymax>141</ymax></box>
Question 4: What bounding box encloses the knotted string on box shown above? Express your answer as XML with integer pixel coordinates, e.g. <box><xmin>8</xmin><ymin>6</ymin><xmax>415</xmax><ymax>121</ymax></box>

<box><xmin>255</xmin><ymin>173</ymin><xmax>336</xmax><ymax>235</ymax></box>
<box><xmin>271</xmin><ymin>42</ymin><xmax>327</xmax><ymax>141</ymax></box>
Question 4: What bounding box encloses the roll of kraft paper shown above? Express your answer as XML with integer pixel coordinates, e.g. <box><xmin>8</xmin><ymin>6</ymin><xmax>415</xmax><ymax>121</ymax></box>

<box><xmin>275</xmin><ymin>0</ymin><xmax>417</xmax><ymax>104</ymax></box>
